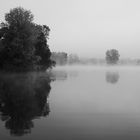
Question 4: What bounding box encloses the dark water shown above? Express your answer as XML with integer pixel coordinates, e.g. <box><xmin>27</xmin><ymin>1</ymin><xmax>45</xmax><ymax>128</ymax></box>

<box><xmin>1</xmin><ymin>66</ymin><xmax>140</xmax><ymax>140</ymax></box>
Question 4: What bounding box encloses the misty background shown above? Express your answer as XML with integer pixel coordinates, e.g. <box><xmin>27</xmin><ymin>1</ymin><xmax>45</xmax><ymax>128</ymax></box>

<box><xmin>0</xmin><ymin>0</ymin><xmax>140</xmax><ymax>59</ymax></box>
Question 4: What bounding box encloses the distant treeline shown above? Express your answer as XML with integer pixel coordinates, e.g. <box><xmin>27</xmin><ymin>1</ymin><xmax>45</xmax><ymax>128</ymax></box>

<box><xmin>51</xmin><ymin>52</ymin><xmax>140</xmax><ymax>65</ymax></box>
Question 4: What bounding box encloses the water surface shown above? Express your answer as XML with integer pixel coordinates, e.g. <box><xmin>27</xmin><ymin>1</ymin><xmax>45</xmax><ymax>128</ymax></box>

<box><xmin>1</xmin><ymin>66</ymin><xmax>140</xmax><ymax>140</ymax></box>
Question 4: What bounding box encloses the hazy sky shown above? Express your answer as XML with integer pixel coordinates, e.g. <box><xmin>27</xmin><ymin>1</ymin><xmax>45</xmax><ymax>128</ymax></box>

<box><xmin>0</xmin><ymin>0</ymin><xmax>140</xmax><ymax>58</ymax></box>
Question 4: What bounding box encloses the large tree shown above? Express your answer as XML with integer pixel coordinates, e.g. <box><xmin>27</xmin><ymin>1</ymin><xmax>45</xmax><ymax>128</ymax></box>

<box><xmin>106</xmin><ymin>49</ymin><xmax>120</xmax><ymax>64</ymax></box>
<box><xmin>34</xmin><ymin>25</ymin><xmax>55</xmax><ymax>70</ymax></box>
<box><xmin>0</xmin><ymin>7</ymin><xmax>54</xmax><ymax>71</ymax></box>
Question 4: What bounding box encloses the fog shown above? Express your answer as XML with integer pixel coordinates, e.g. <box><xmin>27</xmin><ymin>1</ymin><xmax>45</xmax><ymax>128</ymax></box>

<box><xmin>1</xmin><ymin>0</ymin><xmax>140</xmax><ymax>58</ymax></box>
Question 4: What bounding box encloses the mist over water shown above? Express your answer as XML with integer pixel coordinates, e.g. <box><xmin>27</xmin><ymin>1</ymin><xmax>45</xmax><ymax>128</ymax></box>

<box><xmin>50</xmin><ymin>65</ymin><xmax>140</xmax><ymax>140</ymax></box>
<box><xmin>1</xmin><ymin>65</ymin><xmax>140</xmax><ymax>140</ymax></box>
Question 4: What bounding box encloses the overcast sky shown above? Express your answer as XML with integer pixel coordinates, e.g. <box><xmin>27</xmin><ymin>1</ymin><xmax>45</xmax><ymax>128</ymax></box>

<box><xmin>0</xmin><ymin>0</ymin><xmax>140</xmax><ymax>58</ymax></box>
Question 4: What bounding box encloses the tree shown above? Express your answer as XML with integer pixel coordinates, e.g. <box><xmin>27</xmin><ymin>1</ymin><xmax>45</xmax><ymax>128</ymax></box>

<box><xmin>0</xmin><ymin>7</ymin><xmax>54</xmax><ymax>71</ymax></box>
<box><xmin>51</xmin><ymin>52</ymin><xmax>67</xmax><ymax>65</ymax></box>
<box><xmin>106</xmin><ymin>49</ymin><xmax>120</xmax><ymax>64</ymax></box>
<box><xmin>34</xmin><ymin>25</ymin><xmax>55</xmax><ymax>70</ymax></box>
<box><xmin>0</xmin><ymin>7</ymin><xmax>34</xmax><ymax>70</ymax></box>
<box><xmin>68</xmin><ymin>54</ymin><xmax>79</xmax><ymax>64</ymax></box>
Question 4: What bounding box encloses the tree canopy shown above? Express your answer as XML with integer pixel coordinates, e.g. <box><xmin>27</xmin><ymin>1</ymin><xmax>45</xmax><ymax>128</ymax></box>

<box><xmin>106</xmin><ymin>49</ymin><xmax>120</xmax><ymax>64</ymax></box>
<box><xmin>0</xmin><ymin>7</ymin><xmax>55</xmax><ymax>72</ymax></box>
<box><xmin>51</xmin><ymin>52</ymin><xmax>67</xmax><ymax>65</ymax></box>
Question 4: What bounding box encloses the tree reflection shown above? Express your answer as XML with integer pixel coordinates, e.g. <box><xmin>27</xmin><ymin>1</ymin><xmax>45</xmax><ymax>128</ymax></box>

<box><xmin>49</xmin><ymin>70</ymin><xmax>68</xmax><ymax>81</ymax></box>
<box><xmin>106</xmin><ymin>71</ymin><xmax>119</xmax><ymax>84</ymax></box>
<box><xmin>0</xmin><ymin>72</ymin><xmax>53</xmax><ymax>136</ymax></box>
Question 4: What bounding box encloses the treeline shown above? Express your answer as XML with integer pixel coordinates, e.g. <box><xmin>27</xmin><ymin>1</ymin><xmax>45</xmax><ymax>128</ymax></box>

<box><xmin>1</xmin><ymin>7</ymin><xmax>139</xmax><ymax>71</ymax></box>
<box><xmin>0</xmin><ymin>7</ymin><xmax>55</xmax><ymax>72</ymax></box>
<box><xmin>51</xmin><ymin>52</ymin><xmax>67</xmax><ymax>65</ymax></box>
<box><xmin>51</xmin><ymin>50</ymin><xmax>140</xmax><ymax>66</ymax></box>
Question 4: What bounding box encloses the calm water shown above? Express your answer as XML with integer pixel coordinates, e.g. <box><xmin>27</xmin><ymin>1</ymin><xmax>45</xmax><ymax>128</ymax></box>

<box><xmin>1</xmin><ymin>66</ymin><xmax>140</xmax><ymax>140</ymax></box>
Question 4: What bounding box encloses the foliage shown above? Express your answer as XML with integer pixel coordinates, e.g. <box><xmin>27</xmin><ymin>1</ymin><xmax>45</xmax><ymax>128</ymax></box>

<box><xmin>0</xmin><ymin>7</ymin><xmax>55</xmax><ymax>72</ymax></box>
<box><xmin>51</xmin><ymin>52</ymin><xmax>67</xmax><ymax>65</ymax></box>
<box><xmin>34</xmin><ymin>25</ymin><xmax>55</xmax><ymax>70</ymax></box>
<box><xmin>106</xmin><ymin>49</ymin><xmax>120</xmax><ymax>64</ymax></box>
<box><xmin>68</xmin><ymin>54</ymin><xmax>79</xmax><ymax>64</ymax></box>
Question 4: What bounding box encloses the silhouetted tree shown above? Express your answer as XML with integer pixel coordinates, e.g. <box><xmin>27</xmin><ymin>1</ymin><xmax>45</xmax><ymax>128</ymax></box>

<box><xmin>106</xmin><ymin>49</ymin><xmax>120</xmax><ymax>64</ymax></box>
<box><xmin>0</xmin><ymin>7</ymin><xmax>54</xmax><ymax>71</ymax></box>
<box><xmin>34</xmin><ymin>25</ymin><xmax>55</xmax><ymax>70</ymax></box>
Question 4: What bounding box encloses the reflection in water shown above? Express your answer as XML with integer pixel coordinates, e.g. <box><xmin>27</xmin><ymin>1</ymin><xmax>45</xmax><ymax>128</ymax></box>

<box><xmin>50</xmin><ymin>70</ymin><xmax>68</xmax><ymax>81</ymax></box>
<box><xmin>50</xmin><ymin>69</ymin><xmax>78</xmax><ymax>80</ymax></box>
<box><xmin>0</xmin><ymin>72</ymin><xmax>53</xmax><ymax>136</ymax></box>
<box><xmin>67</xmin><ymin>70</ymin><xmax>78</xmax><ymax>78</ymax></box>
<box><xmin>106</xmin><ymin>71</ymin><xmax>119</xmax><ymax>84</ymax></box>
